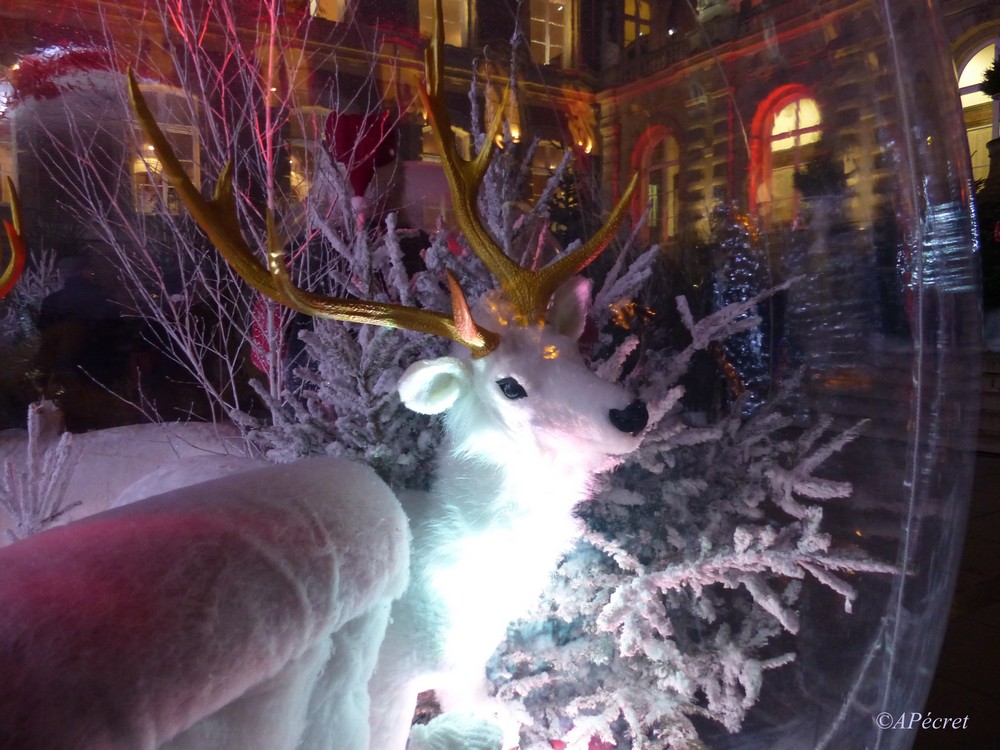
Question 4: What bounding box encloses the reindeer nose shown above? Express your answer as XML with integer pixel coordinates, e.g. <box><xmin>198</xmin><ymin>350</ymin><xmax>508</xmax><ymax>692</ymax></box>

<box><xmin>609</xmin><ymin>399</ymin><xmax>648</xmax><ymax>436</ymax></box>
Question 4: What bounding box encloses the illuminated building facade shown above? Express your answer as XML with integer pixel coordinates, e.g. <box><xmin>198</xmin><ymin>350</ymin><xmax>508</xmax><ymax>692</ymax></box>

<box><xmin>0</xmin><ymin>0</ymin><xmax>997</xmax><ymax>256</ymax></box>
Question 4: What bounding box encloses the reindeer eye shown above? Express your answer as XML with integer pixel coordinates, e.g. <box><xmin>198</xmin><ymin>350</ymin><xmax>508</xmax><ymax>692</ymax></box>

<box><xmin>496</xmin><ymin>377</ymin><xmax>528</xmax><ymax>400</ymax></box>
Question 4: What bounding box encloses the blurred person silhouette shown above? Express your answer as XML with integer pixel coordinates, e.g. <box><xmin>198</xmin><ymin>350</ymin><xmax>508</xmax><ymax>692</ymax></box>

<box><xmin>34</xmin><ymin>256</ymin><xmax>131</xmax><ymax>430</ymax></box>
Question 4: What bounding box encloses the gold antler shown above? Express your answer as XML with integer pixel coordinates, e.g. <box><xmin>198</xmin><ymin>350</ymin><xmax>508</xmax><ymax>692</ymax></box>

<box><xmin>1</xmin><ymin>178</ymin><xmax>27</xmax><ymax>298</ymax></box>
<box><xmin>129</xmin><ymin>0</ymin><xmax>635</xmax><ymax>354</ymax></box>
<box><xmin>127</xmin><ymin>69</ymin><xmax>499</xmax><ymax>357</ymax></box>
<box><xmin>420</xmin><ymin>0</ymin><xmax>638</xmax><ymax>324</ymax></box>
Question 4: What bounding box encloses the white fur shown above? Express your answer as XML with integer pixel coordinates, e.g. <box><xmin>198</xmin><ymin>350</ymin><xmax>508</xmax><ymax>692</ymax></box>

<box><xmin>0</xmin><ymin>457</ymin><xmax>409</xmax><ymax>750</ymax></box>
<box><xmin>370</xmin><ymin>279</ymin><xmax>645</xmax><ymax>749</ymax></box>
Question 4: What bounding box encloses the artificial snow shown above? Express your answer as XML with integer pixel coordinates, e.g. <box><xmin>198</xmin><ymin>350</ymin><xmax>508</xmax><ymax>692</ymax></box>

<box><xmin>0</xmin><ymin>421</ymin><xmax>251</xmax><ymax>539</ymax></box>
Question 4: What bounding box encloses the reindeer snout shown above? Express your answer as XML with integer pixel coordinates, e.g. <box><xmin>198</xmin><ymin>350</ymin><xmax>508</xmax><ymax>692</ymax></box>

<box><xmin>609</xmin><ymin>399</ymin><xmax>648</xmax><ymax>436</ymax></box>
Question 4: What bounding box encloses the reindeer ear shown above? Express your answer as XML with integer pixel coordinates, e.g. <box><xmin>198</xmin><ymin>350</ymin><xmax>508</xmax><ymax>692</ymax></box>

<box><xmin>397</xmin><ymin>356</ymin><xmax>471</xmax><ymax>415</ymax></box>
<box><xmin>548</xmin><ymin>276</ymin><xmax>592</xmax><ymax>341</ymax></box>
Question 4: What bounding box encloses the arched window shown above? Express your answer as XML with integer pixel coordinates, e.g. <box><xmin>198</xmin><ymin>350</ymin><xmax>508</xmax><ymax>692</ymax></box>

<box><xmin>529</xmin><ymin>1</ymin><xmax>570</xmax><ymax>67</ymax></box>
<box><xmin>958</xmin><ymin>37</ymin><xmax>999</xmax><ymax>184</ymax></box>
<box><xmin>419</xmin><ymin>0</ymin><xmax>470</xmax><ymax>47</ymax></box>
<box><xmin>634</xmin><ymin>127</ymin><xmax>680</xmax><ymax>245</ymax></box>
<box><xmin>751</xmin><ymin>87</ymin><xmax>822</xmax><ymax>227</ymax></box>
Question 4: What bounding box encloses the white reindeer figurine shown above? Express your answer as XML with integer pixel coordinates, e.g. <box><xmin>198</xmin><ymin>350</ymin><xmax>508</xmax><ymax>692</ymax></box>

<box><xmin>127</xmin><ymin>1</ymin><xmax>645</xmax><ymax>745</ymax></box>
<box><xmin>375</xmin><ymin>278</ymin><xmax>647</xmax><ymax>749</ymax></box>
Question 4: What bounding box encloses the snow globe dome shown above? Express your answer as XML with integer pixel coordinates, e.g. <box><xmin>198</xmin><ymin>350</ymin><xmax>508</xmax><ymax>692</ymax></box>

<box><xmin>490</xmin><ymin>2</ymin><xmax>983</xmax><ymax>749</ymax></box>
<box><xmin>496</xmin><ymin>1</ymin><xmax>982</xmax><ymax>749</ymax></box>
<box><xmin>0</xmin><ymin>0</ymin><xmax>985</xmax><ymax>749</ymax></box>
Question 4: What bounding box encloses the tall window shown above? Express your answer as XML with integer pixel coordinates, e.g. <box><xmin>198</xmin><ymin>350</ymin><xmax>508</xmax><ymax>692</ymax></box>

<box><xmin>624</xmin><ymin>0</ymin><xmax>651</xmax><ymax>48</ymax></box>
<box><xmin>529</xmin><ymin>1</ymin><xmax>568</xmax><ymax>66</ymax></box>
<box><xmin>419</xmin><ymin>0</ymin><xmax>469</xmax><ymax>47</ymax></box>
<box><xmin>647</xmin><ymin>135</ymin><xmax>679</xmax><ymax>244</ymax></box>
<box><xmin>133</xmin><ymin>130</ymin><xmax>200</xmax><ymax>215</ymax></box>
<box><xmin>958</xmin><ymin>38</ymin><xmax>999</xmax><ymax>185</ymax></box>
<box><xmin>0</xmin><ymin>142</ymin><xmax>13</xmax><ymax>206</ymax></box>
<box><xmin>0</xmin><ymin>134</ymin><xmax>12</xmax><ymax>208</ymax></box>
<box><xmin>419</xmin><ymin>123</ymin><xmax>471</xmax><ymax>227</ymax></box>
<box><xmin>529</xmin><ymin>139</ymin><xmax>565</xmax><ymax>199</ymax></box>
<box><xmin>132</xmin><ymin>86</ymin><xmax>200</xmax><ymax>215</ymax></box>
<box><xmin>421</xmin><ymin>124</ymin><xmax>471</xmax><ymax>162</ymax></box>
<box><xmin>0</xmin><ymin>83</ymin><xmax>13</xmax><ymax>206</ymax></box>
<box><xmin>635</xmin><ymin>128</ymin><xmax>679</xmax><ymax>245</ymax></box>
<box><xmin>309</xmin><ymin>0</ymin><xmax>347</xmax><ymax>21</ymax></box>
<box><xmin>287</xmin><ymin>107</ymin><xmax>332</xmax><ymax>203</ymax></box>
<box><xmin>752</xmin><ymin>91</ymin><xmax>822</xmax><ymax>227</ymax></box>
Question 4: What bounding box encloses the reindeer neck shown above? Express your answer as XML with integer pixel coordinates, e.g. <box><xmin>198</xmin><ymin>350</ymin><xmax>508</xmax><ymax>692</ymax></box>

<box><xmin>395</xmin><ymin>442</ymin><xmax>590</xmax><ymax>673</ymax></box>
<box><xmin>426</xmin><ymin>438</ymin><xmax>590</xmax><ymax>553</ymax></box>
<box><xmin>386</xmin><ymin>402</ymin><xmax>622</xmax><ymax>681</ymax></box>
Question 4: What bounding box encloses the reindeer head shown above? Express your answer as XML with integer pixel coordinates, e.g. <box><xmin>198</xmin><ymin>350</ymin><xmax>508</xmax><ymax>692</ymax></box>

<box><xmin>397</xmin><ymin>276</ymin><xmax>647</xmax><ymax>477</ymax></box>
<box><xmin>126</xmin><ymin>0</ymin><xmax>646</xmax><ymax>469</ymax></box>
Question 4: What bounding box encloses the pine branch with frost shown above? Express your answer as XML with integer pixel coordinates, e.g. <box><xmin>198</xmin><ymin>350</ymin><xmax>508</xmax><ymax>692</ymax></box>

<box><xmin>764</xmin><ymin>418</ymin><xmax>868</xmax><ymax>518</ymax></box>
<box><xmin>593</xmin><ymin>336</ymin><xmax>638</xmax><ymax>383</ymax></box>
<box><xmin>591</xmin><ymin>244</ymin><xmax>659</xmax><ymax>328</ymax></box>
<box><xmin>625</xmin><ymin>401</ymin><xmax>722</xmax><ymax>476</ymax></box>
<box><xmin>239</xmin><ymin>378</ymin><xmax>333</xmax><ymax>462</ymax></box>
<box><xmin>584</xmin><ymin>215</ymin><xmax>658</xmax><ymax>381</ymax></box>
<box><xmin>496</xmin><ymin>589</ymin><xmax>773</xmax><ymax>749</ymax></box>
<box><xmin>382</xmin><ymin>213</ymin><xmax>415</xmax><ymax>307</ymax></box>
<box><xmin>421</xmin><ymin>226</ymin><xmax>497</xmax><ymax>310</ymax></box>
<box><xmin>658</xmin><ymin>282</ymin><xmax>792</xmax><ymax>388</ymax></box>
<box><xmin>12</xmin><ymin>244</ymin><xmax>61</xmax><ymax>309</ymax></box>
<box><xmin>303</xmin><ymin>149</ymin><xmax>357</xmax><ymax>254</ymax></box>
<box><xmin>480</xmin><ymin>130</ymin><xmax>537</xmax><ymax>259</ymax></box>
<box><xmin>598</xmin><ymin>543</ymin><xmax>896</xmax><ymax>639</ymax></box>
<box><xmin>250</xmin><ymin>317</ymin><xmax>443</xmax><ymax>488</ymax></box>
<box><xmin>0</xmin><ymin>401</ymin><xmax>77</xmax><ymax>542</ymax></box>
<box><xmin>583</xmin><ymin>233</ymin><xmax>663</xmax><ymax>388</ymax></box>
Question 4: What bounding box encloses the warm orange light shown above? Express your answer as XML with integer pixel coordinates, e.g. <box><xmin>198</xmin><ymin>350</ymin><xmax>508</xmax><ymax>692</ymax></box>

<box><xmin>610</xmin><ymin>300</ymin><xmax>636</xmax><ymax>329</ymax></box>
